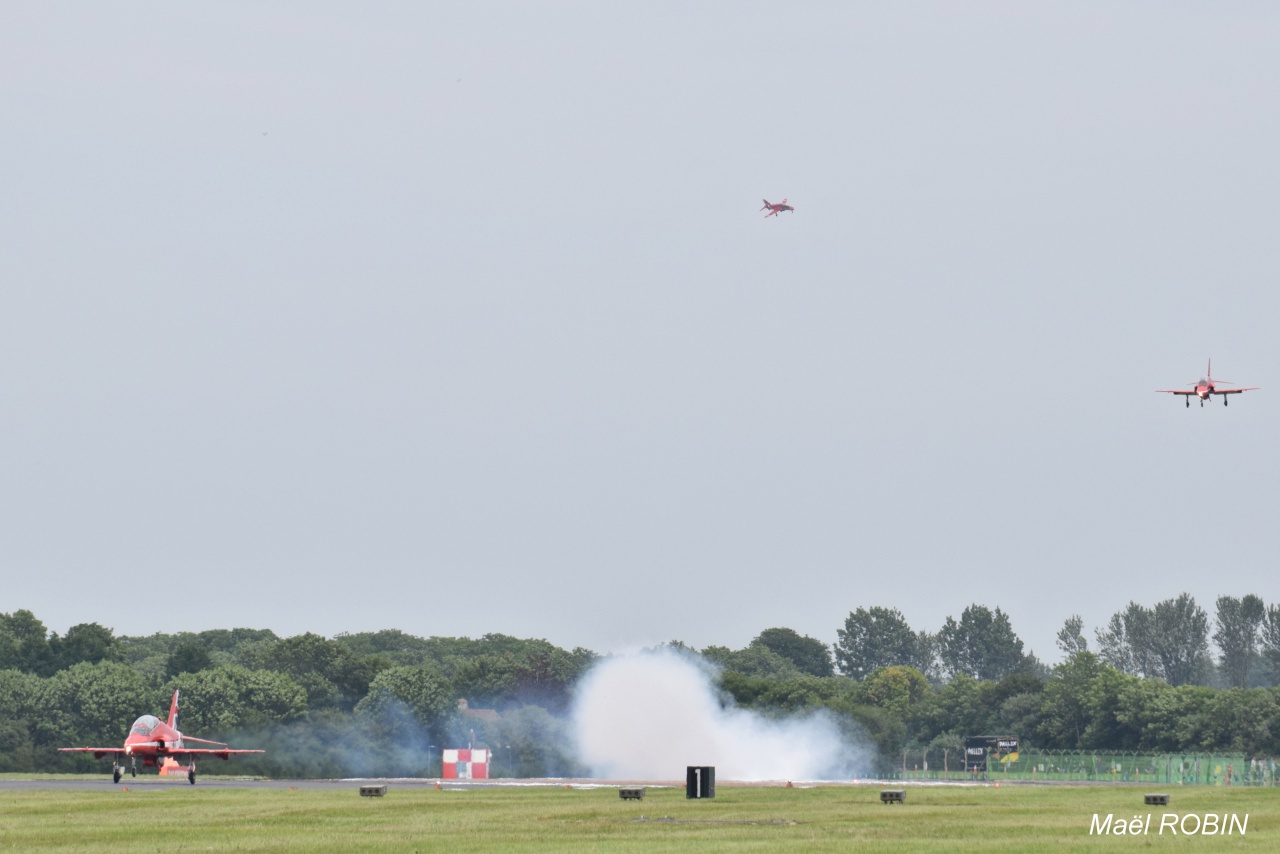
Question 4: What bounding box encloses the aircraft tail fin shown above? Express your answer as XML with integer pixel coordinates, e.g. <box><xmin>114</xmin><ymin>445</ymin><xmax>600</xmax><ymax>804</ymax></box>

<box><xmin>167</xmin><ymin>690</ymin><xmax>180</xmax><ymax>729</ymax></box>
<box><xmin>761</xmin><ymin>199</ymin><xmax>771</xmax><ymax>210</ymax></box>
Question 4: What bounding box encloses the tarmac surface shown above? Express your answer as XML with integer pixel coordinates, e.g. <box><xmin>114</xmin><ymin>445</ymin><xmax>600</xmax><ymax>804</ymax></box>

<box><xmin>0</xmin><ymin>776</ymin><xmax>683</xmax><ymax>792</ymax></box>
<box><xmin>0</xmin><ymin>776</ymin><xmax>1013</xmax><ymax>791</ymax></box>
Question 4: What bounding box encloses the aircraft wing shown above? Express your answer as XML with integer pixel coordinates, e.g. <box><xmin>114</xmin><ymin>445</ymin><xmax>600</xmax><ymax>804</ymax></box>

<box><xmin>169</xmin><ymin>749</ymin><xmax>265</xmax><ymax>760</ymax></box>
<box><xmin>59</xmin><ymin>748</ymin><xmax>123</xmax><ymax>759</ymax></box>
<box><xmin>1217</xmin><ymin>387</ymin><xmax>1259</xmax><ymax>394</ymax></box>
<box><xmin>1155</xmin><ymin>390</ymin><xmax>1194</xmax><ymax>395</ymax></box>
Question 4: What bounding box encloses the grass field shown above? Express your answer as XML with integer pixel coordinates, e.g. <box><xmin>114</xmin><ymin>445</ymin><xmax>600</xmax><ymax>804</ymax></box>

<box><xmin>0</xmin><ymin>781</ymin><xmax>1275</xmax><ymax>852</ymax></box>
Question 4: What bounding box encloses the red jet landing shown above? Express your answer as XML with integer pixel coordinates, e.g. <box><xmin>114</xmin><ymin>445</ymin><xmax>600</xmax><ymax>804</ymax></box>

<box><xmin>60</xmin><ymin>690</ymin><xmax>262</xmax><ymax>784</ymax></box>
<box><xmin>1157</xmin><ymin>359</ymin><xmax>1259</xmax><ymax>408</ymax></box>
<box><xmin>761</xmin><ymin>198</ymin><xmax>794</xmax><ymax>218</ymax></box>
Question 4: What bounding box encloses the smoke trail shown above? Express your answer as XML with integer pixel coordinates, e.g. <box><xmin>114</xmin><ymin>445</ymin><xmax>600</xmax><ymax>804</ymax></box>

<box><xmin>571</xmin><ymin>650</ymin><xmax>870</xmax><ymax>780</ymax></box>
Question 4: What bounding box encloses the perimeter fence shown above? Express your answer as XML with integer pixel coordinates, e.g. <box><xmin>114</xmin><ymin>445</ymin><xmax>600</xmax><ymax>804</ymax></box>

<box><xmin>885</xmin><ymin>749</ymin><xmax>1279</xmax><ymax>786</ymax></box>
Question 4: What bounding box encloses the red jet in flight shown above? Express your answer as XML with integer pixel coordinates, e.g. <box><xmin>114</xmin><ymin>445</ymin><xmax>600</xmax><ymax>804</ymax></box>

<box><xmin>761</xmin><ymin>198</ymin><xmax>794</xmax><ymax>218</ymax></box>
<box><xmin>1157</xmin><ymin>360</ymin><xmax>1259</xmax><ymax>408</ymax></box>
<box><xmin>60</xmin><ymin>690</ymin><xmax>263</xmax><ymax>784</ymax></box>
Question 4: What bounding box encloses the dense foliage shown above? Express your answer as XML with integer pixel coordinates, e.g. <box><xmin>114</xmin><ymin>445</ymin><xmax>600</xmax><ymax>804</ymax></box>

<box><xmin>3</xmin><ymin>593</ymin><xmax>1280</xmax><ymax>777</ymax></box>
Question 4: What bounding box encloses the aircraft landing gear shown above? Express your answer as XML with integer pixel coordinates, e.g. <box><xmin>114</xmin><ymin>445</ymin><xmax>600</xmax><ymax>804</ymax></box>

<box><xmin>1200</xmin><ymin>399</ymin><xmax>1204</xmax><ymax>407</ymax></box>
<box><xmin>130</xmin><ymin>761</ymin><xmax>137</xmax><ymax>778</ymax></box>
<box><xmin>113</xmin><ymin>765</ymin><xmax>122</xmax><ymax>784</ymax></box>
<box><xmin>1224</xmin><ymin>396</ymin><xmax>1229</xmax><ymax>406</ymax></box>
<box><xmin>188</xmin><ymin>761</ymin><xmax>196</xmax><ymax>785</ymax></box>
<box><xmin>1185</xmin><ymin>398</ymin><xmax>1190</xmax><ymax>408</ymax></box>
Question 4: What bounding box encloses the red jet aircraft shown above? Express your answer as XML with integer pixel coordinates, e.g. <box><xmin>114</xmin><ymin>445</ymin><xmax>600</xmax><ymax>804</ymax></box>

<box><xmin>60</xmin><ymin>690</ymin><xmax>262</xmax><ymax>784</ymax></box>
<box><xmin>761</xmin><ymin>198</ymin><xmax>794</xmax><ymax>218</ymax></box>
<box><xmin>1157</xmin><ymin>359</ymin><xmax>1259</xmax><ymax>408</ymax></box>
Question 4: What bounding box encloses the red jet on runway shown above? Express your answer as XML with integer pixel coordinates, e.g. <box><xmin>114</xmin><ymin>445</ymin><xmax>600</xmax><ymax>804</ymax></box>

<box><xmin>1157</xmin><ymin>360</ymin><xmax>1259</xmax><ymax>408</ymax></box>
<box><xmin>59</xmin><ymin>690</ymin><xmax>263</xmax><ymax>784</ymax></box>
<box><xmin>761</xmin><ymin>198</ymin><xmax>794</xmax><ymax>218</ymax></box>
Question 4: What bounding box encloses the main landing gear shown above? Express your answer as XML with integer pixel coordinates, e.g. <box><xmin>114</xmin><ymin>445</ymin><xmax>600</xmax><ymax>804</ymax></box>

<box><xmin>188</xmin><ymin>760</ymin><xmax>197</xmax><ymax>785</ymax></box>
<box><xmin>112</xmin><ymin>758</ymin><xmax>138</xmax><ymax>784</ymax></box>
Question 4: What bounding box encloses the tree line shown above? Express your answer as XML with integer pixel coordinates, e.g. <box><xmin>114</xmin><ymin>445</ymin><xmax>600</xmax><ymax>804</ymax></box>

<box><xmin>1</xmin><ymin>593</ymin><xmax>1278</xmax><ymax>778</ymax></box>
<box><xmin>836</xmin><ymin>594</ymin><xmax>1280</xmax><ymax>690</ymax></box>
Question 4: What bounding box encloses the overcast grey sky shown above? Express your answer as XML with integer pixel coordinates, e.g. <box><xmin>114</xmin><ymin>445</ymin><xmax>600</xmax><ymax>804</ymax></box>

<box><xmin>3</xmin><ymin>2</ymin><xmax>1278</xmax><ymax>663</ymax></box>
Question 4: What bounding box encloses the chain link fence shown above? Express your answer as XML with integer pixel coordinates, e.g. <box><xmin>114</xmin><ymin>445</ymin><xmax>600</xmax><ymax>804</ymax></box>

<box><xmin>886</xmin><ymin>748</ymin><xmax>1279</xmax><ymax>786</ymax></box>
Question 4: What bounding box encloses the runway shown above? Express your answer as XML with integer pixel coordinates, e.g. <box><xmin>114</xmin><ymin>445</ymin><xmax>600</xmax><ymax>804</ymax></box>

<box><xmin>0</xmin><ymin>776</ymin><xmax>1007</xmax><ymax>791</ymax></box>
<box><xmin>0</xmin><ymin>776</ymin><xmax>680</xmax><ymax>792</ymax></box>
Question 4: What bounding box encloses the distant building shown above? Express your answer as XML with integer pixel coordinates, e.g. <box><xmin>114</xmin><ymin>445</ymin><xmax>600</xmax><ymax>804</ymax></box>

<box><xmin>457</xmin><ymin>698</ymin><xmax>500</xmax><ymax>723</ymax></box>
<box><xmin>442</xmin><ymin>748</ymin><xmax>489</xmax><ymax>779</ymax></box>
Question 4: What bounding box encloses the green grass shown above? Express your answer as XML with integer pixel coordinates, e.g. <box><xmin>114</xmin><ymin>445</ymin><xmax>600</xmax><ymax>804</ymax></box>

<box><xmin>0</xmin><ymin>783</ymin><xmax>1275</xmax><ymax>852</ymax></box>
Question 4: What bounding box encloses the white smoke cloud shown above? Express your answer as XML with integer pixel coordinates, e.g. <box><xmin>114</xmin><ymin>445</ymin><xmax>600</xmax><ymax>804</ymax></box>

<box><xmin>571</xmin><ymin>649</ymin><xmax>869</xmax><ymax>780</ymax></box>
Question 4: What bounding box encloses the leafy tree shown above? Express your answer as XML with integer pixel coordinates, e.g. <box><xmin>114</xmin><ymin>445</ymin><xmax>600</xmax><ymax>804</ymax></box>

<box><xmin>450</xmin><ymin>654</ymin><xmax>520</xmax><ymax>709</ymax></box>
<box><xmin>49</xmin><ymin>623</ymin><xmax>117</xmax><ymax>671</ymax></box>
<box><xmin>752</xmin><ymin>628</ymin><xmax>834</xmax><ymax>678</ymax></box>
<box><xmin>1263</xmin><ymin>605</ymin><xmax>1280</xmax><ymax>686</ymax></box>
<box><xmin>1096</xmin><ymin>597</ymin><xmax>1209</xmax><ymax>685</ymax></box>
<box><xmin>0</xmin><ymin>628</ymin><xmax>17</xmax><ymax>672</ymax></box>
<box><xmin>998</xmin><ymin>692</ymin><xmax>1043</xmax><ymax>737</ymax></box>
<box><xmin>0</xmin><ymin>669</ymin><xmax>41</xmax><ymax>771</ymax></box>
<box><xmin>199</xmin><ymin>628</ymin><xmax>278</xmax><ymax>653</ymax></box>
<box><xmin>1036</xmin><ymin>652</ymin><xmax>1103</xmax><ymax>749</ymax></box>
<box><xmin>36</xmin><ymin>661</ymin><xmax>156</xmax><ymax>752</ymax></box>
<box><xmin>703</xmin><ymin>644</ymin><xmax>801</xmax><ymax>681</ymax></box>
<box><xmin>936</xmin><ymin>605</ymin><xmax>1027</xmax><ymax>681</ymax></box>
<box><xmin>165</xmin><ymin>641</ymin><xmax>213</xmax><ymax>678</ymax></box>
<box><xmin>244</xmin><ymin>633</ymin><xmax>384</xmax><ymax>710</ymax></box>
<box><xmin>907</xmin><ymin>674</ymin><xmax>997</xmax><ymax>744</ymax></box>
<box><xmin>488</xmin><ymin>706</ymin><xmax>586</xmax><ymax>777</ymax></box>
<box><xmin>332</xmin><ymin>629</ymin><xmax>435</xmax><ymax>666</ymax></box>
<box><xmin>750</xmin><ymin>675</ymin><xmax>845</xmax><ymax>715</ymax></box>
<box><xmin>164</xmin><ymin>666</ymin><xmax>307</xmax><ymax>733</ymax></box>
<box><xmin>984</xmin><ymin>671</ymin><xmax>1045</xmax><ymax>738</ymax></box>
<box><xmin>1146</xmin><ymin>594</ymin><xmax>1210</xmax><ymax>686</ymax></box>
<box><xmin>834</xmin><ymin>607</ymin><xmax>925</xmax><ymax>681</ymax></box>
<box><xmin>355</xmin><ymin>664</ymin><xmax>455</xmax><ymax>742</ymax></box>
<box><xmin>719</xmin><ymin>672</ymin><xmax>846</xmax><ymax>714</ymax></box>
<box><xmin>1214</xmin><ymin>595</ymin><xmax>1266</xmax><ymax>689</ymax></box>
<box><xmin>1055</xmin><ymin>615</ymin><xmax>1088</xmax><ymax>657</ymax></box>
<box><xmin>1114</xmin><ymin>679</ymin><xmax>1217</xmax><ymax>752</ymax></box>
<box><xmin>1095</xmin><ymin>603</ymin><xmax>1158</xmax><ymax>677</ymax></box>
<box><xmin>0</xmin><ymin>611</ymin><xmax>54</xmax><ymax>675</ymax></box>
<box><xmin>1198</xmin><ymin>689</ymin><xmax>1280</xmax><ymax>756</ymax></box>
<box><xmin>1081</xmin><ymin>665</ymin><xmax>1142</xmax><ymax>750</ymax></box>
<box><xmin>509</xmin><ymin>643</ymin><xmax>596</xmax><ymax>714</ymax></box>
<box><xmin>114</xmin><ymin>632</ymin><xmax>188</xmax><ymax>676</ymax></box>
<box><xmin>861</xmin><ymin>666</ymin><xmax>929</xmax><ymax>717</ymax></box>
<box><xmin>0</xmin><ymin>669</ymin><xmax>40</xmax><ymax>721</ymax></box>
<box><xmin>652</xmin><ymin>640</ymin><xmax>697</xmax><ymax>654</ymax></box>
<box><xmin>990</xmin><ymin>672</ymin><xmax>1045</xmax><ymax>704</ymax></box>
<box><xmin>391</xmin><ymin>635</ymin><xmax>595</xmax><ymax>714</ymax></box>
